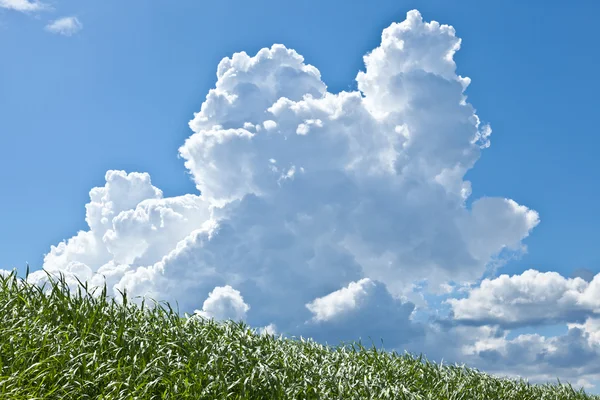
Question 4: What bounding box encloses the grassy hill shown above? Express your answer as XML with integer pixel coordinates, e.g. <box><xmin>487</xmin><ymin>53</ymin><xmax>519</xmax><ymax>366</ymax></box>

<box><xmin>1</xmin><ymin>270</ymin><xmax>597</xmax><ymax>400</ymax></box>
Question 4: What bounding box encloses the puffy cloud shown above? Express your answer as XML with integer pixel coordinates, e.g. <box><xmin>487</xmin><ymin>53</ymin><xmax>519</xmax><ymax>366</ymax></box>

<box><xmin>258</xmin><ymin>323</ymin><xmax>278</xmax><ymax>336</ymax></box>
<box><xmin>45</xmin><ymin>16</ymin><xmax>82</xmax><ymax>36</ymax></box>
<box><xmin>306</xmin><ymin>278</ymin><xmax>375</xmax><ymax>323</ymax></box>
<box><xmin>568</xmin><ymin>317</ymin><xmax>600</xmax><ymax>348</ymax></box>
<box><xmin>172</xmin><ymin>10</ymin><xmax>538</xmax><ymax>312</ymax></box>
<box><xmin>303</xmin><ymin>278</ymin><xmax>421</xmax><ymax>347</ymax></box>
<box><xmin>0</xmin><ymin>0</ymin><xmax>44</xmax><ymax>12</ymax></box>
<box><xmin>446</xmin><ymin>269</ymin><xmax>600</xmax><ymax>328</ymax></box>
<box><xmin>193</xmin><ymin>285</ymin><xmax>250</xmax><ymax>322</ymax></box>
<box><xmin>29</xmin><ymin>170</ymin><xmax>211</xmax><ymax>298</ymax></box>
<box><xmin>36</xmin><ymin>6</ymin><xmax>538</xmax><ymax>337</ymax></box>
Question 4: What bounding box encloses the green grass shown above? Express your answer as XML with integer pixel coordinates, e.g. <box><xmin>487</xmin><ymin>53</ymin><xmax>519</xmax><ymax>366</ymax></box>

<box><xmin>1</xmin><ymin>270</ymin><xmax>598</xmax><ymax>400</ymax></box>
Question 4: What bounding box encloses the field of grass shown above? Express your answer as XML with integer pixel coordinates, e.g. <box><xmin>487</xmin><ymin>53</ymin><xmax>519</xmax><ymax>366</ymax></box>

<box><xmin>1</xmin><ymin>269</ymin><xmax>598</xmax><ymax>400</ymax></box>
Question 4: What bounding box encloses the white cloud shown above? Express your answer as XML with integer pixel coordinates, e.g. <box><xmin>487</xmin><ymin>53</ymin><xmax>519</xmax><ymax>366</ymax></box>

<box><xmin>263</xmin><ymin>120</ymin><xmax>277</xmax><ymax>130</ymax></box>
<box><xmin>401</xmin><ymin>320</ymin><xmax>600</xmax><ymax>392</ymax></box>
<box><xmin>0</xmin><ymin>269</ymin><xmax>14</xmax><ymax>278</ymax></box>
<box><xmin>31</xmin><ymin>8</ymin><xmax>596</xmax><ymax>391</ymax></box>
<box><xmin>303</xmin><ymin>278</ymin><xmax>421</xmax><ymax>347</ymax></box>
<box><xmin>258</xmin><ymin>323</ymin><xmax>278</xmax><ymax>336</ymax></box>
<box><xmin>446</xmin><ymin>269</ymin><xmax>600</xmax><ymax>327</ymax></box>
<box><xmin>419</xmin><ymin>269</ymin><xmax>600</xmax><ymax>390</ymax></box>
<box><xmin>306</xmin><ymin>278</ymin><xmax>374</xmax><ymax>322</ymax></box>
<box><xmin>468</xmin><ymin>322</ymin><xmax>600</xmax><ymax>385</ymax></box>
<box><xmin>45</xmin><ymin>16</ymin><xmax>82</xmax><ymax>36</ymax></box>
<box><xmin>0</xmin><ymin>0</ymin><xmax>45</xmax><ymax>12</ymax></box>
<box><xmin>193</xmin><ymin>285</ymin><xmax>250</xmax><ymax>322</ymax></box>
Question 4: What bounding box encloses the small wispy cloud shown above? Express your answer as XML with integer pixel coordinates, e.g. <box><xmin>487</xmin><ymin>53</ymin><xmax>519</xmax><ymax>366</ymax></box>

<box><xmin>0</xmin><ymin>0</ymin><xmax>45</xmax><ymax>12</ymax></box>
<box><xmin>45</xmin><ymin>16</ymin><xmax>82</xmax><ymax>36</ymax></box>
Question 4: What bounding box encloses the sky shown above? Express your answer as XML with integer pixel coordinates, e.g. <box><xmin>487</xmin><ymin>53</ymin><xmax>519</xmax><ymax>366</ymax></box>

<box><xmin>1</xmin><ymin>0</ymin><xmax>600</xmax><ymax>394</ymax></box>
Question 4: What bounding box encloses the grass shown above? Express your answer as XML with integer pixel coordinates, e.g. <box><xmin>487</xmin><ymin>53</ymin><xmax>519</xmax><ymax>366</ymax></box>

<box><xmin>1</xmin><ymin>270</ymin><xmax>598</xmax><ymax>400</ymax></box>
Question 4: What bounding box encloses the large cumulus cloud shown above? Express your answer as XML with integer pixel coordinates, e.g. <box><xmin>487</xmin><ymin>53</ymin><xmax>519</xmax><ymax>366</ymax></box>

<box><xmin>32</xmin><ymin>8</ymin><xmax>600</xmax><ymax>390</ymax></box>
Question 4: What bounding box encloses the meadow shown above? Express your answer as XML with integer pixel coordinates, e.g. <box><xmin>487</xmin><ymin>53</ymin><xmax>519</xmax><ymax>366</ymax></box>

<box><xmin>1</xmin><ymin>269</ymin><xmax>597</xmax><ymax>400</ymax></box>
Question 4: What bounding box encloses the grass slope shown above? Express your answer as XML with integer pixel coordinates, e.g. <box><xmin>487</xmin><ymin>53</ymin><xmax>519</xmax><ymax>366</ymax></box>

<box><xmin>1</xmin><ymin>270</ymin><xmax>597</xmax><ymax>400</ymax></box>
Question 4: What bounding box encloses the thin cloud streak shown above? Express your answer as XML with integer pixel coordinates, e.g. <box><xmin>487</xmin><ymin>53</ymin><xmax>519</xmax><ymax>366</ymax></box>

<box><xmin>45</xmin><ymin>16</ymin><xmax>82</xmax><ymax>36</ymax></box>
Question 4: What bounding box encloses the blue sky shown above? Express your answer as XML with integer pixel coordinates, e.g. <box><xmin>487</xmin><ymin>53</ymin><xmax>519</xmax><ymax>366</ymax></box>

<box><xmin>2</xmin><ymin>0</ymin><xmax>600</xmax><ymax>393</ymax></box>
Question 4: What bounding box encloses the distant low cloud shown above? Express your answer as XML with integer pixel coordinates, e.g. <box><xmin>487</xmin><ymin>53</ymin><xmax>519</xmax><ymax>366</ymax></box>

<box><xmin>446</xmin><ymin>269</ymin><xmax>600</xmax><ymax>328</ymax></box>
<box><xmin>428</xmin><ymin>268</ymin><xmax>600</xmax><ymax>388</ymax></box>
<box><xmin>404</xmin><ymin>321</ymin><xmax>600</xmax><ymax>391</ymax></box>
<box><xmin>45</xmin><ymin>16</ymin><xmax>82</xmax><ymax>36</ymax></box>
<box><xmin>0</xmin><ymin>0</ymin><xmax>45</xmax><ymax>12</ymax></box>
